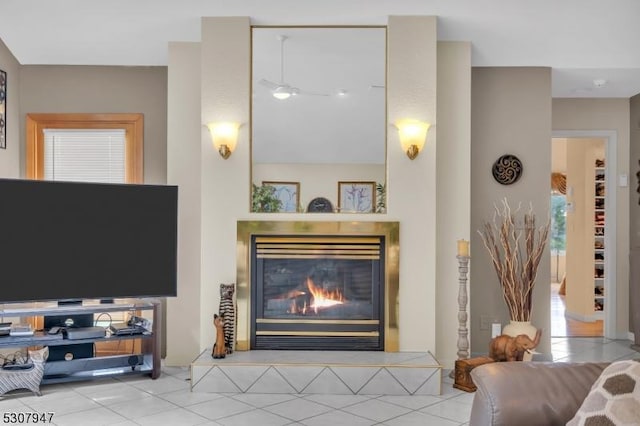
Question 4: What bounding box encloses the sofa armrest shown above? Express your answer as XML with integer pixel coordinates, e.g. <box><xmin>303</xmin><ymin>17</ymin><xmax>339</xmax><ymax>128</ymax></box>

<box><xmin>469</xmin><ymin>361</ymin><xmax>607</xmax><ymax>426</ymax></box>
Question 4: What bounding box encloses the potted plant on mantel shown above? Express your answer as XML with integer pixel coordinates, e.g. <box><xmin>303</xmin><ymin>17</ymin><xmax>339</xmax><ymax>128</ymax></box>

<box><xmin>478</xmin><ymin>199</ymin><xmax>550</xmax><ymax>340</ymax></box>
<box><xmin>251</xmin><ymin>184</ymin><xmax>282</xmax><ymax>213</ymax></box>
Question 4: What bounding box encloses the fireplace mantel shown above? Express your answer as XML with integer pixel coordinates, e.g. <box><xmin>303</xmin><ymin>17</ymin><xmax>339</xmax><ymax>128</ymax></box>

<box><xmin>237</xmin><ymin>221</ymin><xmax>399</xmax><ymax>352</ymax></box>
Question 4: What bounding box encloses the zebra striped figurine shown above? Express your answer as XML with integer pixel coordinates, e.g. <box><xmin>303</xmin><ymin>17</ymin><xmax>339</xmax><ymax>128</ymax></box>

<box><xmin>0</xmin><ymin>346</ymin><xmax>48</xmax><ymax>396</ymax></box>
<box><xmin>218</xmin><ymin>283</ymin><xmax>236</xmax><ymax>354</ymax></box>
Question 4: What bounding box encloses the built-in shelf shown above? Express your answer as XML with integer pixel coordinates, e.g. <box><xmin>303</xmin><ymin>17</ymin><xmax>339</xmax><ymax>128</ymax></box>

<box><xmin>594</xmin><ymin>160</ymin><xmax>606</xmax><ymax>316</ymax></box>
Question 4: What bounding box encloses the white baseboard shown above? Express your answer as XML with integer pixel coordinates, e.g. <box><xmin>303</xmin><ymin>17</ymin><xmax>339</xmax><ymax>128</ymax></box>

<box><xmin>564</xmin><ymin>310</ymin><xmax>598</xmax><ymax>323</ymax></box>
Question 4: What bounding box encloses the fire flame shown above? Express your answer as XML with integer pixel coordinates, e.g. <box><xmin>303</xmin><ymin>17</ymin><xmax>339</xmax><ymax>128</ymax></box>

<box><xmin>285</xmin><ymin>278</ymin><xmax>345</xmax><ymax>315</ymax></box>
<box><xmin>306</xmin><ymin>277</ymin><xmax>343</xmax><ymax>313</ymax></box>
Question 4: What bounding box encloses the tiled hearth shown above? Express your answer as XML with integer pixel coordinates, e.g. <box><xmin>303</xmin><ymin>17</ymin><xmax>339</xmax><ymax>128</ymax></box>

<box><xmin>191</xmin><ymin>350</ymin><xmax>442</xmax><ymax>396</ymax></box>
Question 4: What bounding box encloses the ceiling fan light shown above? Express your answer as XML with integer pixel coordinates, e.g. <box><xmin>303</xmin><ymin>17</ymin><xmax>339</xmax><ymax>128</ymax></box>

<box><xmin>273</xmin><ymin>92</ymin><xmax>291</xmax><ymax>100</ymax></box>
<box><xmin>273</xmin><ymin>86</ymin><xmax>292</xmax><ymax>100</ymax></box>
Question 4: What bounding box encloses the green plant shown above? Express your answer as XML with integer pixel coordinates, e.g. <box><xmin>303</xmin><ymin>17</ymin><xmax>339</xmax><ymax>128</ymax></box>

<box><xmin>251</xmin><ymin>184</ymin><xmax>282</xmax><ymax>212</ymax></box>
<box><xmin>550</xmin><ymin>194</ymin><xmax>566</xmax><ymax>253</ymax></box>
<box><xmin>375</xmin><ymin>182</ymin><xmax>386</xmax><ymax>213</ymax></box>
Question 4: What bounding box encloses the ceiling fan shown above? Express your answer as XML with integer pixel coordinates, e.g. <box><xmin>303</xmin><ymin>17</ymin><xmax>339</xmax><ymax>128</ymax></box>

<box><xmin>258</xmin><ymin>35</ymin><xmax>330</xmax><ymax>100</ymax></box>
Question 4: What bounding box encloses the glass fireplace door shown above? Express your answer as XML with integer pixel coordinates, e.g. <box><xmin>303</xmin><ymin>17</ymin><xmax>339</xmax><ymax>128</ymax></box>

<box><xmin>251</xmin><ymin>236</ymin><xmax>384</xmax><ymax>350</ymax></box>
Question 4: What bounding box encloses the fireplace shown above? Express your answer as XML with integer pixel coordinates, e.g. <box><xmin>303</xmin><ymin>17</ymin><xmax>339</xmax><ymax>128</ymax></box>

<box><xmin>251</xmin><ymin>236</ymin><xmax>384</xmax><ymax>350</ymax></box>
<box><xmin>236</xmin><ymin>221</ymin><xmax>399</xmax><ymax>352</ymax></box>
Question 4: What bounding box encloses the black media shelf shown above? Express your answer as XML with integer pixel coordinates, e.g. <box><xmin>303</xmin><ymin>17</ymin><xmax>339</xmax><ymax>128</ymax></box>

<box><xmin>0</xmin><ymin>299</ymin><xmax>161</xmax><ymax>383</ymax></box>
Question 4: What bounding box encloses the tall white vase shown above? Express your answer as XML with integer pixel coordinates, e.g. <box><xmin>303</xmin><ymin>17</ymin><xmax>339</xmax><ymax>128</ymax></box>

<box><xmin>502</xmin><ymin>320</ymin><xmax>538</xmax><ymax>340</ymax></box>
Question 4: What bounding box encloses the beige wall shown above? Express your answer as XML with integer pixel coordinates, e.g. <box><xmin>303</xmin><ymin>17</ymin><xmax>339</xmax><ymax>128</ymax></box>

<box><xmin>0</xmin><ymin>38</ymin><xmax>20</xmax><ymax>178</ymax></box>
<box><xmin>435</xmin><ymin>41</ymin><xmax>472</xmax><ymax>367</ymax></box>
<box><xmin>553</xmin><ymin>98</ymin><xmax>630</xmax><ymax>338</ymax></box>
<box><xmin>470</xmin><ymin>67</ymin><xmax>552</xmax><ymax>358</ymax></box>
<box><xmin>166</xmin><ymin>42</ymin><xmax>202</xmax><ymax>365</ymax></box>
<box><xmin>386</xmin><ymin>15</ymin><xmax>438</xmax><ymax>352</ymax></box>
<box><xmin>198</xmin><ymin>17</ymin><xmax>252</xmax><ymax>361</ymax></box>
<box><xmin>631</xmin><ymin>94</ymin><xmax>640</xmax><ymax>334</ymax></box>
<box><xmin>0</xmin><ymin>61</ymin><xmax>171</xmax><ymax>353</ymax></box>
<box><xmin>18</xmin><ymin>65</ymin><xmax>168</xmax><ymax>184</ymax></box>
<box><xmin>631</xmin><ymin>95</ymin><xmax>640</xmax><ymax>250</ymax></box>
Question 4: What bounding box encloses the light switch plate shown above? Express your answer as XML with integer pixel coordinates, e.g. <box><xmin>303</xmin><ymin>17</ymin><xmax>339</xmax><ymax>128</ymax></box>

<box><xmin>619</xmin><ymin>174</ymin><xmax>628</xmax><ymax>187</ymax></box>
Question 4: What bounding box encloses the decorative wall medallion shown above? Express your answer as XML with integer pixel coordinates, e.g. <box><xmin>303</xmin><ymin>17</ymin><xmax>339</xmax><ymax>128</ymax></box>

<box><xmin>492</xmin><ymin>154</ymin><xmax>523</xmax><ymax>185</ymax></box>
<box><xmin>0</xmin><ymin>69</ymin><xmax>5</xmax><ymax>149</ymax></box>
<box><xmin>636</xmin><ymin>160</ymin><xmax>640</xmax><ymax>205</ymax></box>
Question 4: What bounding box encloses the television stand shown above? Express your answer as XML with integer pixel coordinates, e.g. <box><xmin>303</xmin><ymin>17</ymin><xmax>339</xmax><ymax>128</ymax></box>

<box><xmin>0</xmin><ymin>299</ymin><xmax>161</xmax><ymax>384</ymax></box>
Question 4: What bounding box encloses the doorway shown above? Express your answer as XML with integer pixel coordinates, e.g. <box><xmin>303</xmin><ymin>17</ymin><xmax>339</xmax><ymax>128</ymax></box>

<box><xmin>550</xmin><ymin>132</ymin><xmax>616</xmax><ymax>338</ymax></box>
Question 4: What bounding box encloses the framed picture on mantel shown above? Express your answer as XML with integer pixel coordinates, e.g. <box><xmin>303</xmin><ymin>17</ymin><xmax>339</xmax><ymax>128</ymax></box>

<box><xmin>338</xmin><ymin>181</ymin><xmax>375</xmax><ymax>213</ymax></box>
<box><xmin>262</xmin><ymin>181</ymin><xmax>300</xmax><ymax>213</ymax></box>
<box><xmin>0</xmin><ymin>69</ymin><xmax>6</xmax><ymax>149</ymax></box>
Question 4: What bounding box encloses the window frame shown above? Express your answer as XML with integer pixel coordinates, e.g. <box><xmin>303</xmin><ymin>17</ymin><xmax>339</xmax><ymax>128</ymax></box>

<box><xmin>26</xmin><ymin>113</ymin><xmax>143</xmax><ymax>183</ymax></box>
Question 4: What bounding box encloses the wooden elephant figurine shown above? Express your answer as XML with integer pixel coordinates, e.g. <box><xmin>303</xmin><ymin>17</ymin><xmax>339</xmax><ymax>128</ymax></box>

<box><xmin>489</xmin><ymin>329</ymin><xmax>542</xmax><ymax>362</ymax></box>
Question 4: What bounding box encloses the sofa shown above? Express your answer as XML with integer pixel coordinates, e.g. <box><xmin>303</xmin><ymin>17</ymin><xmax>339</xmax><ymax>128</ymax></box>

<box><xmin>469</xmin><ymin>361</ymin><xmax>609</xmax><ymax>426</ymax></box>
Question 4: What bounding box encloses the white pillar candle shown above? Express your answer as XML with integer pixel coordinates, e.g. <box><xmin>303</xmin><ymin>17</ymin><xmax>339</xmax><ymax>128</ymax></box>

<box><xmin>457</xmin><ymin>239</ymin><xmax>469</xmax><ymax>257</ymax></box>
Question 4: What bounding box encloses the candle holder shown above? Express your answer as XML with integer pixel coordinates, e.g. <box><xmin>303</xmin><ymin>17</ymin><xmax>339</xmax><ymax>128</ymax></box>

<box><xmin>449</xmin><ymin>254</ymin><xmax>470</xmax><ymax>378</ymax></box>
<box><xmin>455</xmin><ymin>255</ymin><xmax>470</xmax><ymax>358</ymax></box>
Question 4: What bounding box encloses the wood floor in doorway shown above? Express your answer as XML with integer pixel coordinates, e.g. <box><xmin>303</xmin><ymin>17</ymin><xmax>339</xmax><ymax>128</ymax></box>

<box><xmin>551</xmin><ymin>282</ymin><xmax>603</xmax><ymax>337</ymax></box>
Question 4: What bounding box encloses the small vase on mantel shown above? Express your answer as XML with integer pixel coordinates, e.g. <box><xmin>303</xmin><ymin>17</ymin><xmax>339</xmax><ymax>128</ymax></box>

<box><xmin>502</xmin><ymin>320</ymin><xmax>538</xmax><ymax>340</ymax></box>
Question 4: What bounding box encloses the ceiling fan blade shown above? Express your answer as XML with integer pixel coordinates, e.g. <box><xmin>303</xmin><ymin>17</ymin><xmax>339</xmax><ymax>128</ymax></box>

<box><xmin>259</xmin><ymin>36</ymin><xmax>331</xmax><ymax>99</ymax></box>
<box><xmin>258</xmin><ymin>78</ymin><xmax>280</xmax><ymax>90</ymax></box>
<box><xmin>297</xmin><ymin>88</ymin><xmax>330</xmax><ymax>97</ymax></box>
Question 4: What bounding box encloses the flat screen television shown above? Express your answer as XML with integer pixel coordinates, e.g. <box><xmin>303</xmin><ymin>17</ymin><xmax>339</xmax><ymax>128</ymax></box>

<box><xmin>0</xmin><ymin>178</ymin><xmax>178</xmax><ymax>303</ymax></box>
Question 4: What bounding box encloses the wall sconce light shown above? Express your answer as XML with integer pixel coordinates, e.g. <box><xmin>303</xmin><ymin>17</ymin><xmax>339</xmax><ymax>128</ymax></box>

<box><xmin>396</xmin><ymin>119</ymin><xmax>431</xmax><ymax>160</ymax></box>
<box><xmin>207</xmin><ymin>122</ymin><xmax>240</xmax><ymax>159</ymax></box>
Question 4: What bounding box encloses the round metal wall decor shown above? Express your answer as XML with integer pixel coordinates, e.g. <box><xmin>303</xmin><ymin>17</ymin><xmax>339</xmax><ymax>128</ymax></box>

<box><xmin>492</xmin><ymin>154</ymin><xmax>523</xmax><ymax>185</ymax></box>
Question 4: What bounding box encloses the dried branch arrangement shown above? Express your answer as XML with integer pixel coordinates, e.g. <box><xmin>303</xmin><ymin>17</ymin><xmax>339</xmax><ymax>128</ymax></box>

<box><xmin>478</xmin><ymin>199</ymin><xmax>551</xmax><ymax>321</ymax></box>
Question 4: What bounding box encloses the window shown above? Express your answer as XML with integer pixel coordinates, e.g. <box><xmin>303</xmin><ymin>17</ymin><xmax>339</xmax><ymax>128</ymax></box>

<box><xmin>550</xmin><ymin>193</ymin><xmax>567</xmax><ymax>254</ymax></box>
<box><xmin>25</xmin><ymin>113</ymin><xmax>143</xmax><ymax>319</ymax></box>
<box><xmin>43</xmin><ymin>129</ymin><xmax>126</xmax><ymax>183</ymax></box>
<box><xmin>26</xmin><ymin>113</ymin><xmax>143</xmax><ymax>183</ymax></box>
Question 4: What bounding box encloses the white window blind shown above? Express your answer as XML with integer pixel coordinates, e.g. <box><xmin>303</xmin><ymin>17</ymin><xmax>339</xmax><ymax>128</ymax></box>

<box><xmin>43</xmin><ymin>129</ymin><xmax>126</xmax><ymax>183</ymax></box>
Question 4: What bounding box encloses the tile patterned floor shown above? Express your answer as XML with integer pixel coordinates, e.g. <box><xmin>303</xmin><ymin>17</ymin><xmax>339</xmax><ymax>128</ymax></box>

<box><xmin>0</xmin><ymin>339</ymin><xmax>638</xmax><ymax>425</ymax></box>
